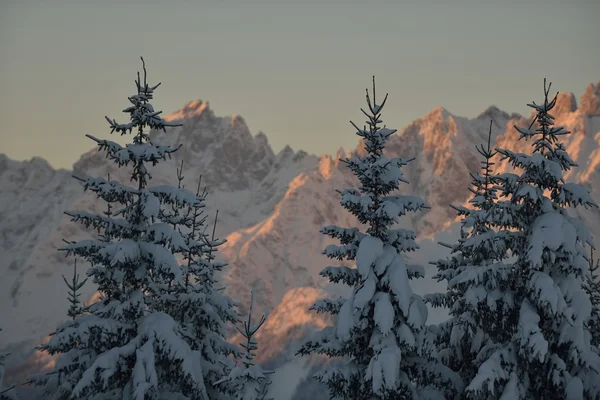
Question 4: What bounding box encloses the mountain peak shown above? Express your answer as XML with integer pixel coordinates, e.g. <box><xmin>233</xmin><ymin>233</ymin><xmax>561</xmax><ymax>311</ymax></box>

<box><xmin>0</xmin><ymin>154</ymin><xmax>55</xmax><ymax>175</ymax></box>
<box><xmin>255</xmin><ymin>131</ymin><xmax>270</xmax><ymax>146</ymax></box>
<box><xmin>73</xmin><ymin>99</ymin><xmax>281</xmax><ymax>190</ymax></box>
<box><xmin>424</xmin><ymin>106</ymin><xmax>451</xmax><ymax>120</ymax></box>
<box><xmin>580</xmin><ymin>81</ymin><xmax>600</xmax><ymax>116</ymax></box>
<box><xmin>552</xmin><ymin>92</ymin><xmax>578</xmax><ymax>117</ymax></box>
<box><xmin>222</xmin><ymin>113</ymin><xmax>252</xmax><ymax>141</ymax></box>
<box><xmin>164</xmin><ymin>99</ymin><xmax>212</xmax><ymax>122</ymax></box>
<box><xmin>277</xmin><ymin>145</ymin><xmax>295</xmax><ymax>159</ymax></box>
<box><xmin>476</xmin><ymin>105</ymin><xmax>511</xmax><ymax>122</ymax></box>
<box><xmin>27</xmin><ymin>156</ymin><xmax>54</xmax><ymax>171</ymax></box>
<box><xmin>229</xmin><ymin>114</ymin><xmax>245</xmax><ymax>128</ymax></box>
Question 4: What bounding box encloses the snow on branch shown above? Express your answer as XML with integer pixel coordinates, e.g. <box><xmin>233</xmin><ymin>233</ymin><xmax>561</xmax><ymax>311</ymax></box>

<box><xmin>65</xmin><ymin>211</ymin><xmax>131</xmax><ymax>237</ymax></box>
<box><xmin>320</xmin><ymin>266</ymin><xmax>360</xmax><ymax>286</ymax></box>
<box><xmin>149</xmin><ymin>185</ymin><xmax>204</xmax><ymax>208</ymax></box>
<box><xmin>74</xmin><ymin>175</ymin><xmax>138</xmax><ymax>204</ymax></box>
<box><xmin>311</xmin><ymin>297</ymin><xmax>346</xmax><ymax>315</ymax></box>
<box><xmin>86</xmin><ymin>134</ymin><xmax>181</xmax><ymax>168</ymax></box>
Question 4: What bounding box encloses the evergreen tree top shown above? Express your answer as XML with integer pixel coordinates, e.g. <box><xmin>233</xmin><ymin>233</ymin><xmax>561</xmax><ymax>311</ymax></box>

<box><xmin>215</xmin><ymin>289</ymin><xmax>273</xmax><ymax>400</ymax></box>
<box><xmin>449</xmin><ymin>121</ymin><xmax>500</xmax><ymax>241</ymax></box>
<box><xmin>62</xmin><ymin>259</ymin><xmax>88</xmax><ymax>320</ymax></box>
<box><xmin>514</xmin><ymin>78</ymin><xmax>571</xmax><ymax>156</ymax></box>
<box><xmin>237</xmin><ymin>289</ymin><xmax>268</xmax><ymax>369</ymax></box>
<box><xmin>471</xmin><ymin>121</ymin><xmax>498</xmax><ymax>206</ymax></box>
<box><xmin>340</xmin><ymin>76</ymin><xmax>427</xmax><ymax>243</ymax></box>
<box><xmin>496</xmin><ymin>79</ymin><xmax>584</xmax><ymax>197</ymax></box>
<box><xmin>84</xmin><ymin>58</ymin><xmax>184</xmax><ymax>188</ymax></box>
<box><xmin>105</xmin><ymin>57</ymin><xmax>182</xmax><ymax>138</ymax></box>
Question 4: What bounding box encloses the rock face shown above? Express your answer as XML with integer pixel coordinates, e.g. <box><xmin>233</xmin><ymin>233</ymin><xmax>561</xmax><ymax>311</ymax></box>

<box><xmin>2</xmin><ymin>83</ymin><xmax>600</xmax><ymax>391</ymax></box>
<box><xmin>580</xmin><ymin>81</ymin><xmax>600</xmax><ymax>116</ymax></box>
<box><xmin>552</xmin><ymin>92</ymin><xmax>578</xmax><ymax>117</ymax></box>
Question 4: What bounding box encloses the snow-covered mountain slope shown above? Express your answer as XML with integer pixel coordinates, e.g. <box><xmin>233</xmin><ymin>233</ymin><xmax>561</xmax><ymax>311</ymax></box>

<box><xmin>0</xmin><ymin>156</ymin><xmax>82</xmax><ymax>350</ymax></box>
<box><xmin>1</xmin><ymin>82</ymin><xmax>599</xmax><ymax>395</ymax></box>
<box><xmin>222</xmin><ymin>153</ymin><xmax>359</xmax><ymax>319</ymax></box>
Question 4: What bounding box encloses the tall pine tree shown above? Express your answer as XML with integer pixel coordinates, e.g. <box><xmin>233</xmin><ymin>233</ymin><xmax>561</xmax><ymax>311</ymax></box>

<box><xmin>192</xmin><ymin>211</ymin><xmax>241</xmax><ymax>399</ymax></box>
<box><xmin>297</xmin><ymin>77</ymin><xmax>461</xmax><ymax>399</ymax></box>
<box><xmin>463</xmin><ymin>79</ymin><xmax>600</xmax><ymax>399</ymax></box>
<box><xmin>31</xmin><ymin>58</ymin><xmax>215</xmax><ymax>400</ymax></box>
<box><xmin>155</xmin><ymin>167</ymin><xmax>241</xmax><ymax>400</ymax></box>
<box><xmin>426</xmin><ymin>121</ymin><xmax>505</xmax><ymax>390</ymax></box>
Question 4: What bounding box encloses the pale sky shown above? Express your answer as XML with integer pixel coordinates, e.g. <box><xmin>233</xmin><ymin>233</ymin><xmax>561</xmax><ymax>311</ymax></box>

<box><xmin>0</xmin><ymin>0</ymin><xmax>598</xmax><ymax>170</ymax></box>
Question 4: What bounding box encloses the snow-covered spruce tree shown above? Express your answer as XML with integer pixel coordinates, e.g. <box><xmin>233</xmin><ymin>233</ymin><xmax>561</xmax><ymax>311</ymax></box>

<box><xmin>297</xmin><ymin>77</ymin><xmax>461</xmax><ymax>399</ymax></box>
<box><xmin>63</xmin><ymin>259</ymin><xmax>89</xmax><ymax>320</ymax></box>
<box><xmin>464</xmin><ymin>79</ymin><xmax>600</xmax><ymax>399</ymax></box>
<box><xmin>215</xmin><ymin>289</ymin><xmax>273</xmax><ymax>400</ymax></box>
<box><xmin>584</xmin><ymin>248</ymin><xmax>600</xmax><ymax>349</ymax></box>
<box><xmin>151</xmin><ymin>164</ymin><xmax>240</xmax><ymax>399</ymax></box>
<box><xmin>31</xmin><ymin>58</ymin><xmax>215</xmax><ymax>400</ymax></box>
<box><xmin>188</xmin><ymin>210</ymin><xmax>240</xmax><ymax>399</ymax></box>
<box><xmin>425</xmin><ymin>121</ymin><xmax>507</xmax><ymax>388</ymax></box>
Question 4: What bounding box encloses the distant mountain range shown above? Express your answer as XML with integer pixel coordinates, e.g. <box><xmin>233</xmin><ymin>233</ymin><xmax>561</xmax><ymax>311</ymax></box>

<box><xmin>1</xmin><ymin>80</ymin><xmax>599</xmax><ymax>398</ymax></box>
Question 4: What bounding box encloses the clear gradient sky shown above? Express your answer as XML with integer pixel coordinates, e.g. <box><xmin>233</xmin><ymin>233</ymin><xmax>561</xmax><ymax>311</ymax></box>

<box><xmin>1</xmin><ymin>0</ymin><xmax>598</xmax><ymax>170</ymax></box>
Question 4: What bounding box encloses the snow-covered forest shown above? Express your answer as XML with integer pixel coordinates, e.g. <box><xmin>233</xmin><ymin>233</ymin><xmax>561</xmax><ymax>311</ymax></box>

<box><xmin>2</xmin><ymin>57</ymin><xmax>600</xmax><ymax>400</ymax></box>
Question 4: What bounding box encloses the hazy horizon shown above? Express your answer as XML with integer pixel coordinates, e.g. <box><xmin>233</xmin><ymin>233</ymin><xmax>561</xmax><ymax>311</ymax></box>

<box><xmin>1</xmin><ymin>0</ymin><xmax>598</xmax><ymax>169</ymax></box>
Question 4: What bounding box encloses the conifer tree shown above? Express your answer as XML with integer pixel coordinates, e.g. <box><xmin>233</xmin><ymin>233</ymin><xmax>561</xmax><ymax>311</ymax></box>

<box><xmin>216</xmin><ymin>289</ymin><xmax>273</xmax><ymax>400</ymax></box>
<box><xmin>153</xmin><ymin>165</ymin><xmax>240</xmax><ymax>399</ymax></box>
<box><xmin>463</xmin><ymin>79</ymin><xmax>600</xmax><ymax>399</ymax></box>
<box><xmin>62</xmin><ymin>259</ymin><xmax>88</xmax><ymax>320</ymax></box>
<box><xmin>297</xmin><ymin>78</ymin><xmax>461</xmax><ymax>399</ymax></box>
<box><xmin>425</xmin><ymin>121</ymin><xmax>503</xmax><ymax>388</ymax></box>
<box><xmin>31</xmin><ymin>58</ymin><xmax>215</xmax><ymax>400</ymax></box>
<box><xmin>191</xmin><ymin>210</ymin><xmax>241</xmax><ymax>399</ymax></box>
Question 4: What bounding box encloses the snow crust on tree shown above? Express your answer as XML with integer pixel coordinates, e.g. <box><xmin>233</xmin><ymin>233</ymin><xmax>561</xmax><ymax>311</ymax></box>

<box><xmin>297</xmin><ymin>77</ymin><xmax>462</xmax><ymax>399</ymax></box>
<box><xmin>430</xmin><ymin>80</ymin><xmax>600</xmax><ymax>399</ymax></box>
<box><xmin>29</xmin><ymin>58</ymin><xmax>237</xmax><ymax>400</ymax></box>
